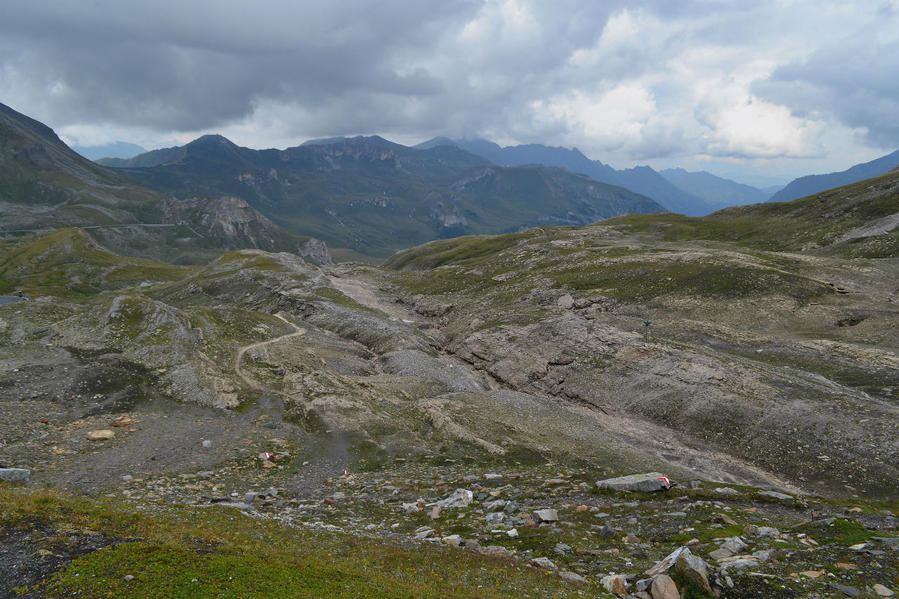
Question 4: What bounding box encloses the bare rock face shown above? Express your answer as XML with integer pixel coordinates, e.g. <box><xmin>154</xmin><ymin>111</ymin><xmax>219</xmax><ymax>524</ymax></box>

<box><xmin>298</xmin><ymin>238</ymin><xmax>333</xmax><ymax>265</ymax></box>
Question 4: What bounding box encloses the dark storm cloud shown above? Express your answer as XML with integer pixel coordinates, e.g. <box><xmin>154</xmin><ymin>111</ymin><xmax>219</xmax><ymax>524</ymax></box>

<box><xmin>1</xmin><ymin>0</ymin><xmax>895</xmax><ymax>174</ymax></box>
<box><xmin>0</xmin><ymin>1</ymin><xmax>474</xmax><ymax>130</ymax></box>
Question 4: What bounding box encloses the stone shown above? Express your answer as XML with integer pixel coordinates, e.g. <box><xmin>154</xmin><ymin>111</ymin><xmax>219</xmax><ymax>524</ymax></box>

<box><xmin>110</xmin><ymin>415</ymin><xmax>136</xmax><ymax>427</ymax></box>
<box><xmin>650</xmin><ymin>574</ymin><xmax>679</xmax><ymax>599</ymax></box>
<box><xmin>752</xmin><ymin>549</ymin><xmax>774</xmax><ymax>563</ymax></box>
<box><xmin>485</xmin><ymin>512</ymin><xmax>504</xmax><ymax>525</ymax></box>
<box><xmin>121</xmin><ymin>474</ymin><xmax>133</xmax><ymax>482</ymax></box>
<box><xmin>436</xmin><ymin>488</ymin><xmax>473</xmax><ymax>508</ymax></box>
<box><xmin>754</xmin><ymin>526</ymin><xmax>779</xmax><ymax>538</ymax></box>
<box><xmin>645</xmin><ymin>546</ymin><xmax>690</xmax><ymax>577</ymax></box>
<box><xmin>599</xmin><ymin>523</ymin><xmax>617</xmax><ymax>538</ymax></box>
<box><xmin>559</xmin><ymin>571</ymin><xmax>587</xmax><ymax>585</ymax></box>
<box><xmin>0</xmin><ymin>468</ymin><xmax>30</xmax><ymax>483</ymax></box>
<box><xmin>201</xmin><ymin>440</ymin><xmax>213</xmax><ymax>448</ymax></box>
<box><xmin>601</xmin><ymin>574</ymin><xmax>628</xmax><ymax>594</ymax></box>
<box><xmin>414</xmin><ymin>527</ymin><xmax>434</xmax><ymax>540</ymax></box>
<box><xmin>873</xmin><ymin>584</ymin><xmax>895</xmax><ymax>597</ymax></box>
<box><xmin>676</xmin><ymin>550</ymin><xmax>713</xmax><ymax>595</ymax></box>
<box><xmin>709</xmin><ymin>536</ymin><xmax>747</xmax><ymax>560</ymax></box>
<box><xmin>554</xmin><ymin>543</ymin><xmax>571</xmax><ymax>554</ymax></box>
<box><xmin>506</xmin><ymin>528</ymin><xmax>518</xmax><ymax>538</ymax></box>
<box><xmin>557</xmin><ymin>294</ymin><xmax>575</xmax><ymax>309</ymax></box>
<box><xmin>485</xmin><ymin>499</ymin><xmax>506</xmax><ymax>511</ymax></box>
<box><xmin>717</xmin><ymin>555</ymin><xmax>759</xmax><ymax>570</ymax></box>
<box><xmin>714</xmin><ymin>486</ymin><xmax>738</xmax><ymax>496</ymax></box>
<box><xmin>402</xmin><ymin>502</ymin><xmax>421</xmax><ymax>514</ymax></box>
<box><xmin>800</xmin><ymin>570</ymin><xmax>824</xmax><ymax>578</ymax></box>
<box><xmin>533</xmin><ymin>508</ymin><xmax>559</xmax><ymax>522</ymax></box>
<box><xmin>124</xmin><ymin>575</ymin><xmax>135</xmax><ymax>582</ymax></box>
<box><xmin>596</xmin><ymin>472</ymin><xmax>671</xmax><ymax>493</ymax></box>
<box><xmin>714</xmin><ymin>513</ymin><xmax>737</xmax><ymax>525</ymax></box>
<box><xmin>830</xmin><ymin>583</ymin><xmax>862</xmax><ymax>597</ymax></box>
<box><xmin>86</xmin><ymin>429</ymin><xmax>115</xmax><ymax>441</ymax></box>
<box><xmin>478</xmin><ymin>545</ymin><xmax>512</xmax><ymax>559</ymax></box>
<box><xmin>443</xmin><ymin>535</ymin><xmax>462</xmax><ymax>547</ymax></box>
<box><xmin>531</xmin><ymin>557</ymin><xmax>556</xmax><ymax>570</ymax></box>
<box><xmin>623</xmin><ymin>534</ymin><xmax>640</xmax><ymax>544</ymax></box>
<box><xmin>758</xmin><ymin>490</ymin><xmax>793</xmax><ymax>500</ymax></box>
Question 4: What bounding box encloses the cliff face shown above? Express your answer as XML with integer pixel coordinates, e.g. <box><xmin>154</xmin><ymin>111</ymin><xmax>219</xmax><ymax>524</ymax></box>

<box><xmin>160</xmin><ymin>196</ymin><xmax>317</xmax><ymax>256</ymax></box>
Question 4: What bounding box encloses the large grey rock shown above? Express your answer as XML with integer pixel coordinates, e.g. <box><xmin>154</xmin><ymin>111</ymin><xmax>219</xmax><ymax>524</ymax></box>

<box><xmin>531</xmin><ymin>557</ymin><xmax>557</xmax><ymax>570</ymax></box>
<box><xmin>0</xmin><ymin>468</ymin><xmax>30</xmax><ymax>483</ymax></box>
<box><xmin>533</xmin><ymin>508</ymin><xmax>559</xmax><ymax>522</ymax></box>
<box><xmin>597</xmin><ymin>472</ymin><xmax>671</xmax><ymax>493</ymax></box>
<box><xmin>645</xmin><ymin>546</ymin><xmax>689</xmax><ymax>576</ymax></box>
<box><xmin>676</xmin><ymin>550</ymin><xmax>713</xmax><ymax>595</ymax></box>
<box><xmin>758</xmin><ymin>490</ymin><xmax>793</xmax><ymax>500</ymax></box>
<box><xmin>436</xmin><ymin>488</ymin><xmax>473</xmax><ymax>508</ymax></box>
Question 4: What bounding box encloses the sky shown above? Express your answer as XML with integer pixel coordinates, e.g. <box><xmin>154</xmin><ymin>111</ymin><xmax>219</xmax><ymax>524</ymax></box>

<box><xmin>2</xmin><ymin>1</ymin><xmax>898</xmax><ymax>187</ymax></box>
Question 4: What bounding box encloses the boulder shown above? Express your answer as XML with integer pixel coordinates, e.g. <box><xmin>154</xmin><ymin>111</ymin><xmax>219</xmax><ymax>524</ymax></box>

<box><xmin>531</xmin><ymin>557</ymin><xmax>557</xmax><ymax>570</ymax></box>
<box><xmin>557</xmin><ymin>294</ymin><xmax>575</xmax><ymax>309</ymax></box>
<box><xmin>533</xmin><ymin>508</ymin><xmax>559</xmax><ymax>522</ymax></box>
<box><xmin>436</xmin><ymin>488</ymin><xmax>473</xmax><ymax>508</ymax></box>
<box><xmin>650</xmin><ymin>574</ymin><xmax>680</xmax><ymax>599</ymax></box>
<box><xmin>676</xmin><ymin>550</ymin><xmax>713</xmax><ymax>595</ymax></box>
<box><xmin>645</xmin><ymin>546</ymin><xmax>689</xmax><ymax>576</ymax></box>
<box><xmin>601</xmin><ymin>574</ymin><xmax>628</xmax><ymax>594</ymax></box>
<box><xmin>758</xmin><ymin>490</ymin><xmax>793</xmax><ymax>500</ymax></box>
<box><xmin>0</xmin><ymin>468</ymin><xmax>30</xmax><ymax>483</ymax></box>
<box><xmin>559</xmin><ymin>571</ymin><xmax>588</xmax><ymax>585</ymax></box>
<box><xmin>596</xmin><ymin>473</ymin><xmax>671</xmax><ymax>493</ymax></box>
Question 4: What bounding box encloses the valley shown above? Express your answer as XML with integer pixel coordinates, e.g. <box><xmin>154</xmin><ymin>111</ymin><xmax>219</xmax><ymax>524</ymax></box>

<box><xmin>1</xmin><ymin>104</ymin><xmax>898</xmax><ymax>598</ymax></box>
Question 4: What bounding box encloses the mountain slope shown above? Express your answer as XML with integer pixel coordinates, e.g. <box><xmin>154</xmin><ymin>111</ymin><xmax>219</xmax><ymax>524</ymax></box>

<box><xmin>660</xmin><ymin>168</ymin><xmax>769</xmax><ymax>209</ymax></box>
<box><xmin>382</xmin><ymin>170</ymin><xmax>899</xmax><ymax>499</ymax></box>
<box><xmin>422</xmin><ymin>138</ymin><xmax>716</xmax><ymax>216</ymax></box>
<box><xmin>104</xmin><ymin>136</ymin><xmax>664</xmax><ymax>257</ymax></box>
<box><xmin>0</xmin><ymin>103</ymin><xmax>313</xmax><ymax>263</ymax></box>
<box><xmin>611</xmin><ymin>169</ymin><xmax>899</xmax><ymax>259</ymax></box>
<box><xmin>769</xmin><ymin>148</ymin><xmax>899</xmax><ymax>203</ymax></box>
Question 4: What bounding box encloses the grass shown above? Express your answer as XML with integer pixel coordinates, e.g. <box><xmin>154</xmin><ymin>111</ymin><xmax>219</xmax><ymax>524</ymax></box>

<box><xmin>1</xmin><ymin>486</ymin><xmax>591</xmax><ymax>599</ymax></box>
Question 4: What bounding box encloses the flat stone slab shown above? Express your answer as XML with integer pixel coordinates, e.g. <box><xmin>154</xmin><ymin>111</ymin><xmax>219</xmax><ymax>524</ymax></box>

<box><xmin>0</xmin><ymin>468</ymin><xmax>31</xmax><ymax>483</ymax></box>
<box><xmin>596</xmin><ymin>472</ymin><xmax>671</xmax><ymax>493</ymax></box>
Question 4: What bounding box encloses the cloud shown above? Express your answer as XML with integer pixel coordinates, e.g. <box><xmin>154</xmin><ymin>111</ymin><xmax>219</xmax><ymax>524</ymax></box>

<box><xmin>0</xmin><ymin>0</ymin><xmax>895</xmax><ymax>178</ymax></box>
<box><xmin>753</xmin><ymin>34</ymin><xmax>899</xmax><ymax>149</ymax></box>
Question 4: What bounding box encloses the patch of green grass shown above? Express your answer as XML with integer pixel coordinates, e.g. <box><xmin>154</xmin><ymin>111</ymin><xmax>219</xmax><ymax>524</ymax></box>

<box><xmin>1</xmin><ymin>487</ymin><xmax>588</xmax><ymax>599</ymax></box>
<box><xmin>548</xmin><ymin>261</ymin><xmax>828</xmax><ymax>303</ymax></box>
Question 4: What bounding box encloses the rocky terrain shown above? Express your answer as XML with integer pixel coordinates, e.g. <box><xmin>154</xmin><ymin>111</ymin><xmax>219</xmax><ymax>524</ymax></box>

<box><xmin>2</xmin><ymin>169</ymin><xmax>898</xmax><ymax>596</ymax></box>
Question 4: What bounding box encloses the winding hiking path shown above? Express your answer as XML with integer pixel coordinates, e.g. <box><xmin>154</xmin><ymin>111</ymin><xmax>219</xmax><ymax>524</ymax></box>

<box><xmin>234</xmin><ymin>313</ymin><xmax>306</xmax><ymax>390</ymax></box>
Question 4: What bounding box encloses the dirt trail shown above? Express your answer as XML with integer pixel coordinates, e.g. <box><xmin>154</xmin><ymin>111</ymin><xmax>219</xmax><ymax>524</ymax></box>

<box><xmin>234</xmin><ymin>313</ymin><xmax>306</xmax><ymax>390</ymax></box>
<box><xmin>328</xmin><ymin>275</ymin><xmax>425</xmax><ymax>324</ymax></box>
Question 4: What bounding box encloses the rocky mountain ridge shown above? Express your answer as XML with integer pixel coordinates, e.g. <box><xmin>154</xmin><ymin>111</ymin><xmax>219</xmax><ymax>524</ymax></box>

<box><xmin>0</xmin><ymin>102</ymin><xmax>320</xmax><ymax>263</ymax></box>
<box><xmin>99</xmin><ymin>133</ymin><xmax>664</xmax><ymax>257</ymax></box>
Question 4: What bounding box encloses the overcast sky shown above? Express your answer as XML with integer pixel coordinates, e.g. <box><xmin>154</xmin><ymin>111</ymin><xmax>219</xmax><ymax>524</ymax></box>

<box><xmin>2</xmin><ymin>1</ymin><xmax>897</xmax><ymax>186</ymax></box>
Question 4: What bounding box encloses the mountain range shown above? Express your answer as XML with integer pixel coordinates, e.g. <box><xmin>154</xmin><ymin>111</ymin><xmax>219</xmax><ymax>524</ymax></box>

<box><xmin>769</xmin><ymin>147</ymin><xmax>899</xmax><ymax>203</ymax></box>
<box><xmin>98</xmin><ymin>134</ymin><xmax>663</xmax><ymax>257</ymax></box>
